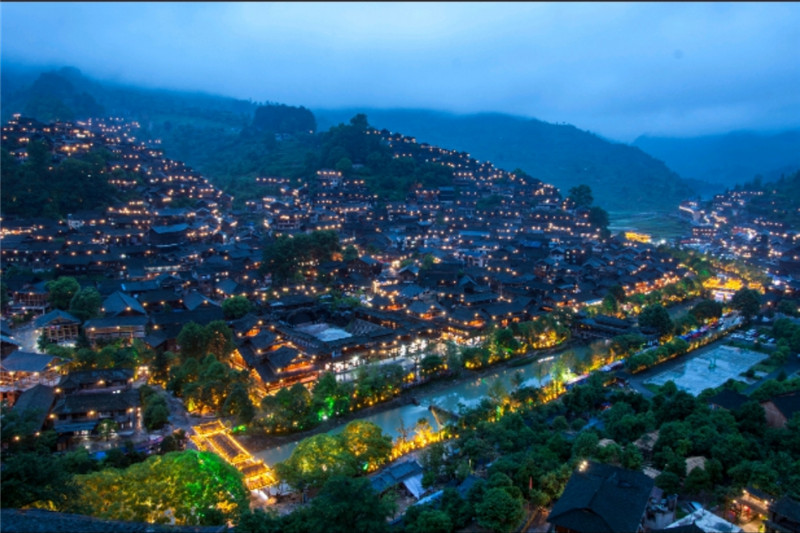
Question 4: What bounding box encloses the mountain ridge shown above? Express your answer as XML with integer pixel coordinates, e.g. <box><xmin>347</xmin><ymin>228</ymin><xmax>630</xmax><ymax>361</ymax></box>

<box><xmin>316</xmin><ymin>108</ymin><xmax>695</xmax><ymax>213</ymax></box>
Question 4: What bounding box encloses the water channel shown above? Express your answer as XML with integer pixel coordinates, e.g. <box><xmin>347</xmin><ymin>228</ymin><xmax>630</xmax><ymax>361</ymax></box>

<box><xmin>253</xmin><ymin>344</ymin><xmax>590</xmax><ymax>466</ymax></box>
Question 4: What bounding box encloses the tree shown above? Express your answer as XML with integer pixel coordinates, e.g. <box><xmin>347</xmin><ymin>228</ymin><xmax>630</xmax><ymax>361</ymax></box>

<box><xmin>732</xmin><ymin>288</ymin><xmax>761</xmax><ymax>323</ymax></box>
<box><xmin>222</xmin><ymin>296</ymin><xmax>253</xmax><ymax>320</ymax></box>
<box><xmin>689</xmin><ymin>299</ymin><xmax>723</xmax><ymax>323</ymax></box>
<box><xmin>475</xmin><ymin>487</ymin><xmax>524</xmax><ymax>533</ymax></box>
<box><xmin>223</xmin><ymin>382</ymin><xmax>255</xmax><ymax>424</ymax></box>
<box><xmin>143</xmin><ymin>396</ymin><xmax>170</xmax><ymax>431</ymax></box>
<box><xmin>276</xmin><ymin>433</ymin><xmax>355</xmax><ymax>490</ymax></box>
<box><xmin>72</xmin><ymin>450</ymin><xmax>247</xmax><ymax>525</ymax></box>
<box><xmin>46</xmin><ymin>276</ymin><xmax>79</xmax><ymax>310</ymax></box>
<box><xmin>568</xmin><ymin>184</ymin><xmax>593</xmax><ymax>208</ymax></box>
<box><xmin>303</xmin><ymin>475</ymin><xmax>394</xmax><ymax>533</ymax></box>
<box><xmin>588</xmin><ymin>206</ymin><xmax>610</xmax><ymax>231</ymax></box>
<box><xmin>406</xmin><ymin>508</ymin><xmax>453</xmax><ymax>533</ymax></box>
<box><xmin>340</xmin><ymin>420</ymin><xmax>393</xmax><ymax>471</ymax></box>
<box><xmin>638</xmin><ymin>304</ymin><xmax>674</xmax><ymax>337</ymax></box>
<box><xmin>177</xmin><ymin>322</ymin><xmax>210</xmax><ymax>360</ymax></box>
<box><xmin>69</xmin><ymin>287</ymin><xmax>102</xmax><ymax>321</ymax></box>
<box><xmin>342</xmin><ymin>245</ymin><xmax>359</xmax><ymax>262</ymax></box>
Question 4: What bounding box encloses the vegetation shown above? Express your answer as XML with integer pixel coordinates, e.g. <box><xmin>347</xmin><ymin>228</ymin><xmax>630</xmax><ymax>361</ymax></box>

<box><xmin>71</xmin><ymin>450</ymin><xmax>247</xmax><ymax>526</ymax></box>
<box><xmin>222</xmin><ymin>295</ymin><xmax>253</xmax><ymax>320</ymax></box>
<box><xmin>2</xmin><ymin>140</ymin><xmax>128</xmax><ymax>219</ymax></box>
<box><xmin>275</xmin><ymin>421</ymin><xmax>392</xmax><ymax>490</ymax></box>
<box><xmin>260</xmin><ymin>229</ymin><xmax>341</xmax><ymax>285</ymax></box>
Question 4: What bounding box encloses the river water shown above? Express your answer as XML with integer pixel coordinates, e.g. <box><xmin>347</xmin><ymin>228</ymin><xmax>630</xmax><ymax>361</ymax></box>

<box><xmin>253</xmin><ymin>345</ymin><xmax>590</xmax><ymax>465</ymax></box>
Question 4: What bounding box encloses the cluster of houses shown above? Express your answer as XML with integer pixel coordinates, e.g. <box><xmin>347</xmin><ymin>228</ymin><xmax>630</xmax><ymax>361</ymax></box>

<box><xmin>3</xmin><ymin>116</ymin><xmax>800</xmax><ymax>531</ymax></box>
<box><xmin>679</xmin><ymin>188</ymin><xmax>800</xmax><ymax>282</ymax></box>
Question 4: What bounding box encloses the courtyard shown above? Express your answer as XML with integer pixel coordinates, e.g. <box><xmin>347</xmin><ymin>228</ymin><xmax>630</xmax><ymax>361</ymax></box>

<box><xmin>644</xmin><ymin>345</ymin><xmax>769</xmax><ymax>396</ymax></box>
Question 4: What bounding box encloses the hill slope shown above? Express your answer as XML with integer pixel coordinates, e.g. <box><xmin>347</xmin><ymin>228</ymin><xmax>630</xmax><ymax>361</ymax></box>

<box><xmin>315</xmin><ymin>108</ymin><xmax>695</xmax><ymax>213</ymax></box>
<box><xmin>633</xmin><ymin>130</ymin><xmax>800</xmax><ymax>188</ymax></box>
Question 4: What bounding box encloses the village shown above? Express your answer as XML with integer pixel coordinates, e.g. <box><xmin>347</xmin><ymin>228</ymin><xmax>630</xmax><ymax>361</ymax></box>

<box><xmin>2</xmin><ymin>113</ymin><xmax>800</xmax><ymax>533</ymax></box>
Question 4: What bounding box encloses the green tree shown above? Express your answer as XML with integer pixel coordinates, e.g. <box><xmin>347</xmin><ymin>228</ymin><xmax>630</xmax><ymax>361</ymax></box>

<box><xmin>143</xmin><ymin>396</ymin><xmax>170</xmax><ymax>431</ymax></box>
<box><xmin>340</xmin><ymin>420</ymin><xmax>393</xmax><ymax>471</ymax></box>
<box><xmin>568</xmin><ymin>184</ymin><xmax>593</xmax><ymax>208</ymax></box>
<box><xmin>638</xmin><ymin>304</ymin><xmax>674</xmax><ymax>337</ymax></box>
<box><xmin>72</xmin><ymin>450</ymin><xmax>247</xmax><ymax>525</ymax></box>
<box><xmin>475</xmin><ymin>487</ymin><xmax>525</xmax><ymax>533</ymax></box>
<box><xmin>406</xmin><ymin>508</ymin><xmax>453</xmax><ymax>533</ymax></box>
<box><xmin>588</xmin><ymin>206</ymin><xmax>610</xmax><ymax>231</ymax></box>
<box><xmin>222</xmin><ymin>296</ymin><xmax>253</xmax><ymax>320</ymax></box>
<box><xmin>303</xmin><ymin>475</ymin><xmax>394</xmax><ymax>533</ymax></box>
<box><xmin>69</xmin><ymin>287</ymin><xmax>102</xmax><ymax>321</ymax></box>
<box><xmin>46</xmin><ymin>276</ymin><xmax>80</xmax><ymax>310</ymax></box>
<box><xmin>276</xmin><ymin>433</ymin><xmax>355</xmax><ymax>490</ymax></box>
<box><xmin>731</xmin><ymin>288</ymin><xmax>761</xmax><ymax>323</ymax></box>
<box><xmin>690</xmin><ymin>299</ymin><xmax>723</xmax><ymax>323</ymax></box>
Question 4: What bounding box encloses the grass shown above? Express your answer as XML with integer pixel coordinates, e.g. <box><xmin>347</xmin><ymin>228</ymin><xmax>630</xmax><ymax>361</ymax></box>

<box><xmin>608</xmin><ymin>211</ymin><xmax>691</xmax><ymax>240</ymax></box>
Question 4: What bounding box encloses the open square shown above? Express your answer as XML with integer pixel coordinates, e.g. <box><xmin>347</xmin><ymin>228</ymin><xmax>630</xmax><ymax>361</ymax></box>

<box><xmin>645</xmin><ymin>345</ymin><xmax>769</xmax><ymax>396</ymax></box>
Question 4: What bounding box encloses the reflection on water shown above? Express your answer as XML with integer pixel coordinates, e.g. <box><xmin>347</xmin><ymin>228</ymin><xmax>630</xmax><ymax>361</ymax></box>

<box><xmin>254</xmin><ymin>345</ymin><xmax>589</xmax><ymax>466</ymax></box>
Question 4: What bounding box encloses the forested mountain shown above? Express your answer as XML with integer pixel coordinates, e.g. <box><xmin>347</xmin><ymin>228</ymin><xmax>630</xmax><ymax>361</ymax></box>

<box><xmin>634</xmin><ymin>130</ymin><xmax>800</xmax><ymax>189</ymax></box>
<box><xmin>315</xmin><ymin>108</ymin><xmax>696</xmax><ymax>213</ymax></box>
<box><xmin>4</xmin><ymin>66</ymin><xmax>696</xmax><ymax>214</ymax></box>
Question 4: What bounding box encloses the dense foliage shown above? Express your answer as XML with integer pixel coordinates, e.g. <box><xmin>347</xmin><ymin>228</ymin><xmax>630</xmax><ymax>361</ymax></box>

<box><xmin>2</xmin><ymin>140</ymin><xmax>129</xmax><ymax>218</ymax></box>
<box><xmin>71</xmin><ymin>450</ymin><xmax>247</xmax><ymax>525</ymax></box>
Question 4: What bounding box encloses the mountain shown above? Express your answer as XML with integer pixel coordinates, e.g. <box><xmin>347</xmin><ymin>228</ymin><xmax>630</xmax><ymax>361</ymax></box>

<box><xmin>1</xmin><ymin>65</ymin><xmax>257</xmax><ymax>129</ymax></box>
<box><xmin>3</xmin><ymin>67</ymin><xmax>695</xmax><ymax>214</ymax></box>
<box><xmin>315</xmin><ymin>108</ymin><xmax>696</xmax><ymax>213</ymax></box>
<box><xmin>633</xmin><ymin>130</ymin><xmax>800</xmax><ymax>190</ymax></box>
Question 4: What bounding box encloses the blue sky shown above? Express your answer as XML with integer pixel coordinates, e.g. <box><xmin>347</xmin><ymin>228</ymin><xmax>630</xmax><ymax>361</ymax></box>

<box><xmin>2</xmin><ymin>2</ymin><xmax>799</xmax><ymax>142</ymax></box>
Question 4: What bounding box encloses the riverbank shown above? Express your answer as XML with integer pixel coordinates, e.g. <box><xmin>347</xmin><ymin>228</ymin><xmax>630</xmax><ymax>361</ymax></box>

<box><xmin>239</xmin><ymin>343</ymin><xmax>569</xmax><ymax>453</ymax></box>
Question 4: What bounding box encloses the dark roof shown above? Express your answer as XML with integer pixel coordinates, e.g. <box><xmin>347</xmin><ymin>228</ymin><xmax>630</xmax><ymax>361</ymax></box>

<box><xmin>183</xmin><ymin>290</ymin><xmax>218</xmax><ymax>311</ymax></box>
<box><xmin>0</xmin><ymin>508</ymin><xmax>227</xmax><ymax>533</ymax></box>
<box><xmin>708</xmin><ymin>389</ymin><xmax>749</xmax><ymax>411</ymax></box>
<box><xmin>100</xmin><ymin>291</ymin><xmax>146</xmax><ymax>316</ymax></box>
<box><xmin>267</xmin><ymin>346</ymin><xmax>304</xmax><ymax>370</ymax></box>
<box><xmin>0</xmin><ymin>351</ymin><xmax>62</xmax><ymax>373</ymax></box>
<box><xmin>370</xmin><ymin>460</ymin><xmax>423</xmax><ymax>493</ymax></box>
<box><xmin>84</xmin><ymin>315</ymin><xmax>149</xmax><ymax>329</ymax></box>
<box><xmin>549</xmin><ymin>461</ymin><xmax>654</xmax><ymax>533</ymax></box>
<box><xmin>33</xmin><ymin>309</ymin><xmax>81</xmax><ymax>328</ymax></box>
<box><xmin>53</xmin><ymin>388</ymin><xmax>140</xmax><ymax>416</ymax></box>
<box><xmin>12</xmin><ymin>384</ymin><xmax>55</xmax><ymax>431</ymax></box>
<box><xmin>59</xmin><ymin>368</ymin><xmax>134</xmax><ymax>390</ymax></box>
<box><xmin>772</xmin><ymin>496</ymin><xmax>800</xmax><ymax>523</ymax></box>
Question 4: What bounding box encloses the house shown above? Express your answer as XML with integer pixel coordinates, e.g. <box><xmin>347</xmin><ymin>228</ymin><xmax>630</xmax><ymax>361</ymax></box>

<box><xmin>0</xmin><ymin>351</ymin><xmax>67</xmax><ymax>404</ymax></box>
<box><xmin>348</xmin><ymin>256</ymin><xmax>383</xmax><ymax>278</ymax></box>
<box><xmin>58</xmin><ymin>368</ymin><xmax>135</xmax><ymax>395</ymax></box>
<box><xmin>33</xmin><ymin>309</ymin><xmax>81</xmax><ymax>344</ymax></box>
<box><xmin>369</xmin><ymin>460</ymin><xmax>425</xmax><ymax>499</ymax></box>
<box><xmin>548</xmin><ymin>461</ymin><xmax>655</xmax><ymax>533</ymax></box>
<box><xmin>52</xmin><ymin>371</ymin><xmax>140</xmax><ymax>450</ymax></box>
<box><xmin>83</xmin><ymin>315</ymin><xmax>148</xmax><ymax>344</ymax></box>
<box><xmin>10</xmin><ymin>383</ymin><xmax>56</xmax><ymax>434</ymax></box>
<box><xmin>765</xmin><ymin>496</ymin><xmax>800</xmax><ymax>533</ymax></box>
<box><xmin>100</xmin><ymin>291</ymin><xmax>147</xmax><ymax>317</ymax></box>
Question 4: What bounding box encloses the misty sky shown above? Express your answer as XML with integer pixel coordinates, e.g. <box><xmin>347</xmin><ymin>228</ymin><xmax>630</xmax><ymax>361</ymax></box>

<box><xmin>2</xmin><ymin>2</ymin><xmax>799</xmax><ymax>142</ymax></box>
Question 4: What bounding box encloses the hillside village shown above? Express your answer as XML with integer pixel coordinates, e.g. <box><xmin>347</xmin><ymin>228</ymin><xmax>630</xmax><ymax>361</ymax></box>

<box><xmin>2</xmin><ymin>113</ymin><xmax>800</xmax><ymax>533</ymax></box>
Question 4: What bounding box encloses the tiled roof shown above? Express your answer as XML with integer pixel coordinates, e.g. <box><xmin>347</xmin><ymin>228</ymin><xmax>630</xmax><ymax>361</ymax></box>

<box><xmin>549</xmin><ymin>461</ymin><xmax>654</xmax><ymax>533</ymax></box>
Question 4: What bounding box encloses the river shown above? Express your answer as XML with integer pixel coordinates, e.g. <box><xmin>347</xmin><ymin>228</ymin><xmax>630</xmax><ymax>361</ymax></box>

<box><xmin>253</xmin><ymin>345</ymin><xmax>590</xmax><ymax>465</ymax></box>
